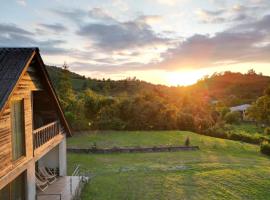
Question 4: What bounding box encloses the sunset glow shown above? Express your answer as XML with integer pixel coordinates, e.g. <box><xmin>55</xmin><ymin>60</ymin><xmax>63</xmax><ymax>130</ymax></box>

<box><xmin>166</xmin><ymin>71</ymin><xmax>207</xmax><ymax>86</ymax></box>
<box><xmin>1</xmin><ymin>0</ymin><xmax>270</xmax><ymax>86</ymax></box>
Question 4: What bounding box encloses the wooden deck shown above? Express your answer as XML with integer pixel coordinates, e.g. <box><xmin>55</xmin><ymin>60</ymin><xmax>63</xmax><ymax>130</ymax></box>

<box><xmin>36</xmin><ymin>176</ymin><xmax>81</xmax><ymax>200</ymax></box>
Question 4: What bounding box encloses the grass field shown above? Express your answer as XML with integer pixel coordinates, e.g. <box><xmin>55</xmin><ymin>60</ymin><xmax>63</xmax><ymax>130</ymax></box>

<box><xmin>67</xmin><ymin>131</ymin><xmax>270</xmax><ymax>200</ymax></box>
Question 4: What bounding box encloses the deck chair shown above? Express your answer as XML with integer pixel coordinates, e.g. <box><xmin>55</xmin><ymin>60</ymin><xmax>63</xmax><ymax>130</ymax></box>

<box><xmin>35</xmin><ymin>174</ymin><xmax>48</xmax><ymax>192</ymax></box>
<box><xmin>38</xmin><ymin>167</ymin><xmax>57</xmax><ymax>184</ymax></box>
<box><xmin>39</xmin><ymin>167</ymin><xmax>57</xmax><ymax>179</ymax></box>
<box><xmin>37</xmin><ymin>169</ymin><xmax>56</xmax><ymax>184</ymax></box>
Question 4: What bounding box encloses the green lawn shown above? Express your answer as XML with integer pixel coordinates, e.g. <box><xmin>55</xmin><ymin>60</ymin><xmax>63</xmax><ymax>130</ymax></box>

<box><xmin>68</xmin><ymin>130</ymin><xmax>216</xmax><ymax>148</ymax></box>
<box><xmin>67</xmin><ymin>131</ymin><xmax>270</xmax><ymax>200</ymax></box>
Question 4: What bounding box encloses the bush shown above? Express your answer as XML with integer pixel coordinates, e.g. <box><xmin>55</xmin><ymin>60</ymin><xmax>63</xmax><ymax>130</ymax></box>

<box><xmin>264</xmin><ymin>127</ymin><xmax>270</xmax><ymax>135</ymax></box>
<box><xmin>228</xmin><ymin>132</ymin><xmax>262</xmax><ymax>144</ymax></box>
<box><xmin>261</xmin><ymin>143</ymin><xmax>270</xmax><ymax>155</ymax></box>
<box><xmin>224</xmin><ymin>112</ymin><xmax>241</xmax><ymax>124</ymax></box>
<box><xmin>185</xmin><ymin>137</ymin><xmax>190</xmax><ymax>146</ymax></box>
<box><xmin>203</xmin><ymin>124</ymin><xmax>267</xmax><ymax>145</ymax></box>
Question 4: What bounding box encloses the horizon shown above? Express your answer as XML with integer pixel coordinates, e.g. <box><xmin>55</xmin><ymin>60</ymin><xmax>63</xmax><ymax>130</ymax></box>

<box><xmin>59</xmin><ymin>64</ymin><xmax>268</xmax><ymax>87</ymax></box>
<box><xmin>1</xmin><ymin>0</ymin><xmax>270</xmax><ymax>86</ymax></box>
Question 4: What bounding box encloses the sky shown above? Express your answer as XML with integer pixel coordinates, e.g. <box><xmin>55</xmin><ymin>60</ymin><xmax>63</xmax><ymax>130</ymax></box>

<box><xmin>1</xmin><ymin>0</ymin><xmax>270</xmax><ymax>86</ymax></box>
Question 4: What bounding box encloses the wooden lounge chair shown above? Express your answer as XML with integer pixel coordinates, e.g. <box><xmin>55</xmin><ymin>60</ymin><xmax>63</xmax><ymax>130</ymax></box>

<box><xmin>35</xmin><ymin>174</ymin><xmax>48</xmax><ymax>192</ymax></box>
<box><xmin>39</xmin><ymin>167</ymin><xmax>57</xmax><ymax>179</ymax></box>
<box><xmin>36</xmin><ymin>170</ymin><xmax>56</xmax><ymax>184</ymax></box>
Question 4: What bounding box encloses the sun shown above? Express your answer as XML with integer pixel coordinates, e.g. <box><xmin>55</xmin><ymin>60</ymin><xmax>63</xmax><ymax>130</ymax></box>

<box><xmin>166</xmin><ymin>70</ymin><xmax>207</xmax><ymax>86</ymax></box>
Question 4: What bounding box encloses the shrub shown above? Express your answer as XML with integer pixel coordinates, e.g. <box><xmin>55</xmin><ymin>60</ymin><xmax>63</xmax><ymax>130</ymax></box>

<box><xmin>92</xmin><ymin>142</ymin><xmax>97</xmax><ymax>150</ymax></box>
<box><xmin>220</xmin><ymin>107</ymin><xmax>230</xmax><ymax>119</ymax></box>
<box><xmin>261</xmin><ymin>143</ymin><xmax>270</xmax><ymax>155</ymax></box>
<box><xmin>224</xmin><ymin>112</ymin><xmax>241</xmax><ymax>124</ymax></box>
<box><xmin>203</xmin><ymin>124</ymin><xmax>268</xmax><ymax>145</ymax></box>
<box><xmin>264</xmin><ymin>127</ymin><xmax>270</xmax><ymax>135</ymax></box>
<box><xmin>228</xmin><ymin>132</ymin><xmax>262</xmax><ymax>144</ymax></box>
<box><xmin>185</xmin><ymin>137</ymin><xmax>190</xmax><ymax>146</ymax></box>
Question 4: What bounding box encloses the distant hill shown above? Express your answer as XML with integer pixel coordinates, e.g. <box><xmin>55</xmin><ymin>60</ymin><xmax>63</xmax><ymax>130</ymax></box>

<box><xmin>46</xmin><ymin>65</ymin><xmax>163</xmax><ymax>96</ymax></box>
<box><xmin>189</xmin><ymin>71</ymin><xmax>270</xmax><ymax>106</ymax></box>
<box><xmin>46</xmin><ymin>66</ymin><xmax>270</xmax><ymax>106</ymax></box>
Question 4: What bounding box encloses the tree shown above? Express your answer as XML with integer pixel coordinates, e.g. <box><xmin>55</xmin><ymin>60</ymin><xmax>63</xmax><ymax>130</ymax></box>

<box><xmin>224</xmin><ymin>112</ymin><xmax>241</xmax><ymax>124</ymax></box>
<box><xmin>247</xmin><ymin>96</ymin><xmax>270</xmax><ymax>125</ymax></box>
<box><xmin>247</xmin><ymin>69</ymin><xmax>256</xmax><ymax>75</ymax></box>
<box><xmin>57</xmin><ymin>62</ymin><xmax>75</xmax><ymax>111</ymax></box>
<box><xmin>247</xmin><ymin>86</ymin><xmax>270</xmax><ymax>125</ymax></box>
<box><xmin>264</xmin><ymin>86</ymin><xmax>270</xmax><ymax>96</ymax></box>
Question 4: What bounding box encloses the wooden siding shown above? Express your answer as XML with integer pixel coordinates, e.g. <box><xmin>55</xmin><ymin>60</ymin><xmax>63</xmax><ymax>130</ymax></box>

<box><xmin>0</xmin><ymin>69</ymin><xmax>37</xmax><ymax>178</ymax></box>
<box><xmin>0</xmin><ymin>58</ymin><xmax>67</xmax><ymax>191</ymax></box>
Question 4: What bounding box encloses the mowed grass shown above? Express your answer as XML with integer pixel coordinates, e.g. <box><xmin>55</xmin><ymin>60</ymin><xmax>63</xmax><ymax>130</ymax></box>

<box><xmin>67</xmin><ymin>131</ymin><xmax>270</xmax><ymax>200</ymax></box>
<box><xmin>68</xmin><ymin>130</ymin><xmax>224</xmax><ymax>148</ymax></box>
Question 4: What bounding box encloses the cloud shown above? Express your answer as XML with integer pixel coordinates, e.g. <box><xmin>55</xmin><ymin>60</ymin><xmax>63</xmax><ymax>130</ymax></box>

<box><xmin>77</xmin><ymin>13</ymin><xmax>170</xmax><ymax>51</ymax></box>
<box><xmin>51</xmin><ymin>8</ymin><xmax>87</xmax><ymax>24</ymax></box>
<box><xmin>88</xmin><ymin>7</ymin><xmax>114</xmax><ymax>21</ymax></box>
<box><xmin>38</xmin><ymin>23</ymin><xmax>68</xmax><ymax>33</ymax></box>
<box><xmin>155</xmin><ymin>0</ymin><xmax>179</xmax><ymax>6</ymax></box>
<box><xmin>16</xmin><ymin>0</ymin><xmax>26</xmax><ymax>6</ymax></box>
<box><xmin>196</xmin><ymin>9</ymin><xmax>226</xmax><ymax>23</ymax></box>
<box><xmin>70</xmin><ymin>60</ymin><xmax>142</xmax><ymax>73</ymax></box>
<box><xmin>196</xmin><ymin>2</ymin><xmax>269</xmax><ymax>24</ymax></box>
<box><xmin>137</xmin><ymin>15</ymin><xmax>163</xmax><ymax>25</ymax></box>
<box><xmin>0</xmin><ymin>23</ymin><xmax>33</xmax><ymax>35</ymax></box>
<box><xmin>151</xmin><ymin>14</ymin><xmax>270</xmax><ymax>70</ymax></box>
<box><xmin>0</xmin><ymin>23</ymin><xmax>68</xmax><ymax>55</ymax></box>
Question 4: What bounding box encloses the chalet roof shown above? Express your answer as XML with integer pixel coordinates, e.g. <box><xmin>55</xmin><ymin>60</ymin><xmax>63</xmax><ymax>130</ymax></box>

<box><xmin>0</xmin><ymin>47</ymin><xmax>72</xmax><ymax>136</ymax></box>
<box><xmin>0</xmin><ymin>48</ymin><xmax>37</xmax><ymax>110</ymax></box>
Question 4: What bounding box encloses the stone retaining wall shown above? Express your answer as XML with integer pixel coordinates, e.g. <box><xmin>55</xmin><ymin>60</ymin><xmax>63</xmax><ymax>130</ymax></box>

<box><xmin>67</xmin><ymin>146</ymin><xmax>199</xmax><ymax>154</ymax></box>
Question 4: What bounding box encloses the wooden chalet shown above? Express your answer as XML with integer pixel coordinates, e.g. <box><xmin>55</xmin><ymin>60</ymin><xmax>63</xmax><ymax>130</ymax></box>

<box><xmin>0</xmin><ymin>48</ymin><xmax>73</xmax><ymax>199</ymax></box>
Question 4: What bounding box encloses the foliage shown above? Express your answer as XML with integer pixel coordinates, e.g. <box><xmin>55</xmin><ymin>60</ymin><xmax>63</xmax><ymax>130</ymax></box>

<box><xmin>264</xmin><ymin>127</ymin><xmax>270</xmax><ymax>135</ymax></box>
<box><xmin>57</xmin><ymin>63</ymin><xmax>75</xmax><ymax>109</ymax></box>
<box><xmin>224</xmin><ymin>111</ymin><xmax>241</xmax><ymax>124</ymax></box>
<box><xmin>55</xmin><ymin>66</ymin><xmax>215</xmax><ymax>131</ymax></box>
<box><xmin>184</xmin><ymin>136</ymin><xmax>190</xmax><ymax>146</ymax></box>
<box><xmin>247</xmin><ymin>86</ymin><xmax>270</xmax><ymax>125</ymax></box>
<box><xmin>203</xmin><ymin>122</ymin><xmax>268</xmax><ymax>145</ymax></box>
<box><xmin>50</xmin><ymin>65</ymin><xmax>270</xmax><ymax>139</ymax></box>
<box><xmin>261</xmin><ymin>142</ymin><xmax>270</xmax><ymax>156</ymax></box>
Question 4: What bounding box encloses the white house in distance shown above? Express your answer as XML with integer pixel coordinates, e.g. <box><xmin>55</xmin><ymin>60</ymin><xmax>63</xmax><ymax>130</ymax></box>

<box><xmin>0</xmin><ymin>48</ymin><xmax>86</xmax><ymax>200</ymax></box>
<box><xmin>230</xmin><ymin>104</ymin><xmax>251</xmax><ymax>120</ymax></box>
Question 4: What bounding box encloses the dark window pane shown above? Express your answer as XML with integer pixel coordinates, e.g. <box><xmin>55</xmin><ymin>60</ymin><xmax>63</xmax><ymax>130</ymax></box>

<box><xmin>0</xmin><ymin>185</ymin><xmax>10</xmax><ymax>200</ymax></box>
<box><xmin>11</xmin><ymin>173</ymin><xmax>25</xmax><ymax>200</ymax></box>
<box><xmin>11</xmin><ymin>100</ymin><xmax>25</xmax><ymax>160</ymax></box>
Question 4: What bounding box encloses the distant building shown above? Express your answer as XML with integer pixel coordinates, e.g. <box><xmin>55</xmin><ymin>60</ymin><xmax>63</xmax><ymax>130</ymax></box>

<box><xmin>230</xmin><ymin>104</ymin><xmax>251</xmax><ymax>120</ymax></box>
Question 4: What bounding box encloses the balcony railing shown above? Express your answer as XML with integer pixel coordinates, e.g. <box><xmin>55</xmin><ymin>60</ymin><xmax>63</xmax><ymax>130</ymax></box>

<box><xmin>33</xmin><ymin>121</ymin><xmax>61</xmax><ymax>149</ymax></box>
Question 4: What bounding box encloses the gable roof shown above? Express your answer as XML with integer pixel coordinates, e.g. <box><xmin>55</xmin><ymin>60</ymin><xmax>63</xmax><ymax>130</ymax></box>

<box><xmin>0</xmin><ymin>47</ymin><xmax>72</xmax><ymax>136</ymax></box>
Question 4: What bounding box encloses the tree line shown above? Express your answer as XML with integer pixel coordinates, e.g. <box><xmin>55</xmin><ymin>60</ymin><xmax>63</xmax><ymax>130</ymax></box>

<box><xmin>56</xmin><ymin>65</ymin><xmax>215</xmax><ymax>132</ymax></box>
<box><xmin>54</xmin><ymin>65</ymin><xmax>270</xmax><ymax>147</ymax></box>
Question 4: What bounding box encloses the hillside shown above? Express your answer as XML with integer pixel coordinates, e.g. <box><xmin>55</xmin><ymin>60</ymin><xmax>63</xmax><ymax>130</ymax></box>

<box><xmin>190</xmin><ymin>71</ymin><xmax>270</xmax><ymax>106</ymax></box>
<box><xmin>46</xmin><ymin>66</ymin><xmax>270</xmax><ymax>106</ymax></box>
<box><xmin>68</xmin><ymin>130</ymin><xmax>270</xmax><ymax>200</ymax></box>
<box><xmin>46</xmin><ymin>65</ymin><xmax>160</xmax><ymax>97</ymax></box>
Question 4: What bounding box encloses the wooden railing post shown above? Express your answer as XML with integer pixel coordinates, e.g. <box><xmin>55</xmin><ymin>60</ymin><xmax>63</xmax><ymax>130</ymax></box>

<box><xmin>33</xmin><ymin>121</ymin><xmax>61</xmax><ymax>150</ymax></box>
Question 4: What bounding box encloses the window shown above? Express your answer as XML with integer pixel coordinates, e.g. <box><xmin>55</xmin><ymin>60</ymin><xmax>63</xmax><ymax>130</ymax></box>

<box><xmin>0</xmin><ymin>173</ymin><xmax>26</xmax><ymax>200</ymax></box>
<box><xmin>11</xmin><ymin>100</ymin><xmax>25</xmax><ymax>160</ymax></box>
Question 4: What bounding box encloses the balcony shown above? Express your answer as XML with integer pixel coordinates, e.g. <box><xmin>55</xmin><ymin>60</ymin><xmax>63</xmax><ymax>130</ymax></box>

<box><xmin>33</xmin><ymin>121</ymin><xmax>61</xmax><ymax>150</ymax></box>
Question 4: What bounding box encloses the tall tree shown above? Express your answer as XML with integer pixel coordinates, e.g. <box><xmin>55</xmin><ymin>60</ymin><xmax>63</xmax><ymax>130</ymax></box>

<box><xmin>57</xmin><ymin>62</ymin><xmax>75</xmax><ymax>110</ymax></box>
<box><xmin>247</xmin><ymin>86</ymin><xmax>270</xmax><ymax>125</ymax></box>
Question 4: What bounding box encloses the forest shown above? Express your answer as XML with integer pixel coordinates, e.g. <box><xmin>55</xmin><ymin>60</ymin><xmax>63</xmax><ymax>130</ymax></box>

<box><xmin>47</xmin><ymin>65</ymin><xmax>270</xmax><ymax>145</ymax></box>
